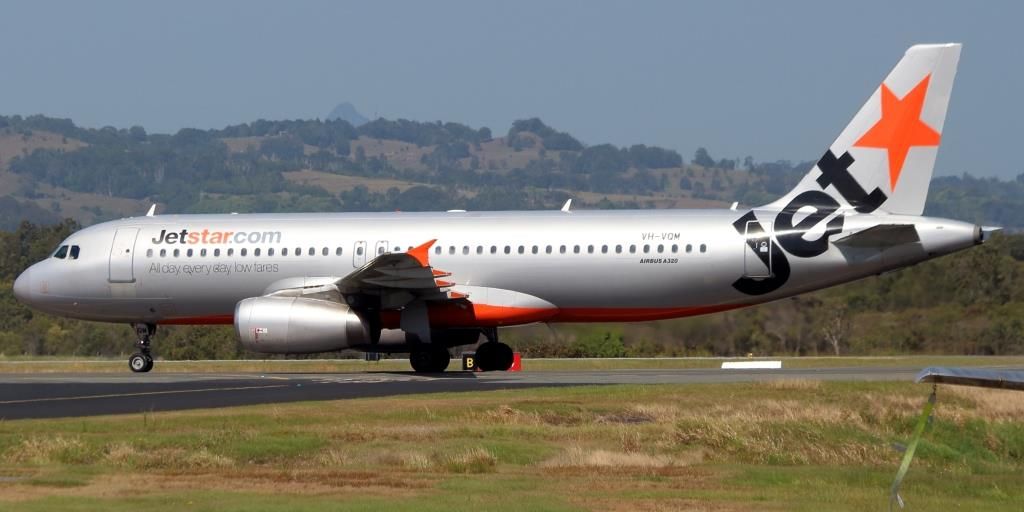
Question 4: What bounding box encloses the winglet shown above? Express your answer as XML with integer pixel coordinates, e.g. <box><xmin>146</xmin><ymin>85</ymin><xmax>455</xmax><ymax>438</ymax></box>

<box><xmin>407</xmin><ymin>239</ymin><xmax>437</xmax><ymax>267</ymax></box>
<box><xmin>145</xmin><ymin>204</ymin><xmax>156</xmax><ymax>217</ymax></box>
<box><xmin>561</xmin><ymin>199</ymin><xmax>572</xmax><ymax>212</ymax></box>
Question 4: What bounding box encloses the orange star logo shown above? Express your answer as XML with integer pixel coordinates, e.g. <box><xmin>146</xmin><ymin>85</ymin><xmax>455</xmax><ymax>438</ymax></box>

<box><xmin>853</xmin><ymin>74</ymin><xmax>941</xmax><ymax>191</ymax></box>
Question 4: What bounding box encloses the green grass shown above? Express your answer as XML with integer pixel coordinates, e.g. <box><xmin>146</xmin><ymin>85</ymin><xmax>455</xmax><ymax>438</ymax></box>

<box><xmin>1</xmin><ymin>355</ymin><xmax>1022</xmax><ymax>373</ymax></box>
<box><xmin>1</xmin><ymin>382</ymin><xmax>1023</xmax><ymax>510</ymax></box>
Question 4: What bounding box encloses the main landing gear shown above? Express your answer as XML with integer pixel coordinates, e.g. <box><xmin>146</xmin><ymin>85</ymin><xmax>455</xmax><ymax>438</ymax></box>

<box><xmin>409</xmin><ymin>344</ymin><xmax>451</xmax><ymax>373</ymax></box>
<box><xmin>407</xmin><ymin>329</ymin><xmax>514</xmax><ymax>373</ymax></box>
<box><xmin>128</xmin><ymin>323</ymin><xmax>155</xmax><ymax>373</ymax></box>
<box><xmin>474</xmin><ymin>341</ymin><xmax>514</xmax><ymax>372</ymax></box>
<box><xmin>470</xmin><ymin>328</ymin><xmax>514</xmax><ymax>372</ymax></box>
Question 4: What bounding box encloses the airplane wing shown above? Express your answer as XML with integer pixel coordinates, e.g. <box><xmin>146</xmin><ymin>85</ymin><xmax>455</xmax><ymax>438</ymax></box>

<box><xmin>833</xmin><ymin>224</ymin><xmax>920</xmax><ymax>249</ymax></box>
<box><xmin>336</xmin><ymin>239</ymin><xmax>463</xmax><ymax>309</ymax></box>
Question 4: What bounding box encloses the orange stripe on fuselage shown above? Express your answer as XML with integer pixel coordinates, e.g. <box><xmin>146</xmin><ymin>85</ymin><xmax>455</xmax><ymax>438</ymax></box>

<box><xmin>160</xmin><ymin>305</ymin><xmax>747</xmax><ymax>328</ymax></box>
<box><xmin>162</xmin><ymin>314</ymin><xmax>235</xmax><ymax>325</ymax></box>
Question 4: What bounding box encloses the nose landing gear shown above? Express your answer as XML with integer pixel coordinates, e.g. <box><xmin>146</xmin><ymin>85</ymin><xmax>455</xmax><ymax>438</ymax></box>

<box><xmin>129</xmin><ymin>323</ymin><xmax>156</xmax><ymax>373</ymax></box>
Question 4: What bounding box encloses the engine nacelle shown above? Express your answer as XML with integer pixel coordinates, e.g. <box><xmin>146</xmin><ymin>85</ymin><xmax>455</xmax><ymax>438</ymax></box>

<box><xmin>234</xmin><ymin>296</ymin><xmax>371</xmax><ymax>353</ymax></box>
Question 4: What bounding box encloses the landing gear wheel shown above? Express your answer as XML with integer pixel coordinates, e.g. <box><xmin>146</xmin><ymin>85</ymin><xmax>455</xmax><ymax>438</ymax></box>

<box><xmin>476</xmin><ymin>342</ymin><xmax>514</xmax><ymax>372</ymax></box>
<box><xmin>129</xmin><ymin>323</ymin><xmax>156</xmax><ymax>373</ymax></box>
<box><xmin>129</xmin><ymin>353</ymin><xmax>152</xmax><ymax>373</ymax></box>
<box><xmin>410</xmin><ymin>345</ymin><xmax>451</xmax><ymax>373</ymax></box>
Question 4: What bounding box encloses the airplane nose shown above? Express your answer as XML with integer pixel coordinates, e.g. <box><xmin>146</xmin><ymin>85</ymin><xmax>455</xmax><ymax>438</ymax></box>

<box><xmin>13</xmin><ymin>267</ymin><xmax>32</xmax><ymax>304</ymax></box>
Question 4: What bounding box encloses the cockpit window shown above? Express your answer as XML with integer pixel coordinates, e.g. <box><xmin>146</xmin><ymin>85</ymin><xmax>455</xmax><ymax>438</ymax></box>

<box><xmin>53</xmin><ymin>245</ymin><xmax>69</xmax><ymax>259</ymax></box>
<box><xmin>69</xmin><ymin>246</ymin><xmax>80</xmax><ymax>260</ymax></box>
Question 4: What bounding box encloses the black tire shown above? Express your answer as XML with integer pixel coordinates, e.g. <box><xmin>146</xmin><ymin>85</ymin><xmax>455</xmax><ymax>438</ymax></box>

<box><xmin>410</xmin><ymin>345</ymin><xmax>450</xmax><ymax>373</ymax></box>
<box><xmin>129</xmin><ymin>353</ymin><xmax>151</xmax><ymax>373</ymax></box>
<box><xmin>476</xmin><ymin>342</ymin><xmax>514</xmax><ymax>372</ymax></box>
<box><xmin>492</xmin><ymin>342</ymin><xmax>514</xmax><ymax>371</ymax></box>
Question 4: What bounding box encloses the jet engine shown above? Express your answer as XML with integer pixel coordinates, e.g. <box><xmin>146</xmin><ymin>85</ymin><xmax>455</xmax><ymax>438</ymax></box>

<box><xmin>234</xmin><ymin>296</ymin><xmax>372</xmax><ymax>353</ymax></box>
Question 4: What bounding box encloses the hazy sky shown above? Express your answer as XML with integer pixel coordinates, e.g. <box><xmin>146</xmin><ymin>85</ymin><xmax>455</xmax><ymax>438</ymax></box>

<box><xmin>1</xmin><ymin>1</ymin><xmax>1020</xmax><ymax>177</ymax></box>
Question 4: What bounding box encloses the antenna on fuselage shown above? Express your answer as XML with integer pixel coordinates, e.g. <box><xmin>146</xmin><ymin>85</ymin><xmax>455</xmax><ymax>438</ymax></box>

<box><xmin>561</xmin><ymin>199</ymin><xmax>572</xmax><ymax>213</ymax></box>
<box><xmin>145</xmin><ymin>204</ymin><xmax>157</xmax><ymax>217</ymax></box>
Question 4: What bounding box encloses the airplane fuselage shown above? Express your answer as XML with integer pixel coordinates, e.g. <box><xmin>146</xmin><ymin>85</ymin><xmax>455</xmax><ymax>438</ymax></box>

<box><xmin>13</xmin><ymin>208</ymin><xmax>981</xmax><ymax>329</ymax></box>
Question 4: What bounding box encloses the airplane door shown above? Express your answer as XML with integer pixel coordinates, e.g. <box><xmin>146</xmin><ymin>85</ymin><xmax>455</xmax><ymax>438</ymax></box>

<box><xmin>353</xmin><ymin>241</ymin><xmax>367</xmax><ymax>268</ymax></box>
<box><xmin>109</xmin><ymin>227</ymin><xmax>140</xmax><ymax>283</ymax></box>
<box><xmin>374</xmin><ymin>240</ymin><xmax>390</xmax><ymax>257</ymax></box>
<box><xmin>743</xmin><ymin>220</ymin><xmax>773</xmax><ymax>279</ymax></box>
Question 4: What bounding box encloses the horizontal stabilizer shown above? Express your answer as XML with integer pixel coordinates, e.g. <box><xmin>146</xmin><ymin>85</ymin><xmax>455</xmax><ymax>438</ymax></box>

<box><xmin>833</xmin><ymin>224</ymin><xmax>919</xmax><ymax>249</ymax></box>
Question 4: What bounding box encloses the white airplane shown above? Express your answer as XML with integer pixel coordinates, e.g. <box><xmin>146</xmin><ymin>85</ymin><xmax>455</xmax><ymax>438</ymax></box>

<box><xmin>13</xmin><ymin>43</ymin><xmax>990</xmax><ymax>373</ymax></box>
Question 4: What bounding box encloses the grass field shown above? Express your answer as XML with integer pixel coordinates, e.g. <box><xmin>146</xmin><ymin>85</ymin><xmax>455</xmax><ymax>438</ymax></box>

<box><xmin>1</xmin><ymin>381</ymin><xmax>1023</xmax><ymax>511</ymax></box>
<box><xmin>0</xmin><ymin>355</ymin><xmax>1022</xmax><ymax>374</ymax></box>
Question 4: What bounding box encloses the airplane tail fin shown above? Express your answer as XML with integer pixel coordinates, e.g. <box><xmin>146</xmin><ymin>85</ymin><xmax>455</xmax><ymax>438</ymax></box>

<box><xmin>767</xmin><ymin>44</ymin><xmax>961</xmax><ymax>215</ymax></box>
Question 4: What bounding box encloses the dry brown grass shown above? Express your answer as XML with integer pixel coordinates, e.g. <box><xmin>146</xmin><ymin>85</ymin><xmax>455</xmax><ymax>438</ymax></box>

<box><xmin>945</xmin><ymin>386</ymin><xmax>1024</xmax><ymax>422</ymax></box>
<box><xmin>541</xmin><ymin>444</ymin><xmax>703</xmax><ymax>469</ymax></box>
<box><xmin>3</xmin><ymin>436</ymin><xmax>89</xmax><ymax>465</ymax></box>
<box><xmin>762</xmin><ymin>378</ymin><xmax>823</xmax><ymax>391</ymax></box>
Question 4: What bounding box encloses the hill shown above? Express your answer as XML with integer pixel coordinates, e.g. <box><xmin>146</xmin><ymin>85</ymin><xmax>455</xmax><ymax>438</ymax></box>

<box><xmin>0</xmin><ymin>113</ymin><xmax>1017</xmax><ymax>230</ymax></box>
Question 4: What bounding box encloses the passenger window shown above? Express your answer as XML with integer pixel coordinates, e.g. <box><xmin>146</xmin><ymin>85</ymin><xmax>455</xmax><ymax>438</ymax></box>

<box><xmin>476</xmin><ymin>246</ymin><xmax>483</xmax><ymax>254</ymax></box>
<box><xmin>394</xmin><ymin>246</ymin><xmax>400</xmax><ymax>252</ymax></box>
<box><xmin>657</xmin><ymin>244</ymin><xmax>664</xmax><ymax>253</ymax></box>
<box><xmin>377</xmin><ymin>246</ymin><xmax>384</xmax><ymax>255</ymax></box>
<box><xmin>615</xmin><ymin>245</ymin><xmax>622</xmax><ymax>254</ymax></box>
<box><xmin>201</xmin><ymin>248</ymin><xmax>208</xmax><ymax>257</ymax></box>
<box><xmin>671</xmin><ymin>244</ymin><xmax>678</xmax><ymax>253</ymax></box>
<box><xmin>173</xmin><ymin>249</ymin><xmax>180</xmax><ymax>258</ymax></box>
<box><xmin>573</xmin><ymin>245</ymin><xmax>580</xmax><ymax>254</ymax></box>
<box><xmin>435</xmin><ymin>246</ymin><xmax>442</xmax><ymax>255</ymax></box>
<box><xmin>282</xmin><ymin>248</ymin><xmax>288</xmax><ymax>256</ymax></box>
<box><xmin>559</xmin><ymin>245</ymin><xmax>566</xmax><ymax>254</ymax></box>
<box><xmin>463</xmin><ymin>246</ymin><xmax>470</xmax><ymax>255</ymax></box>
<box><xmin>146</xmin><ymin>248</ymin><xmax>153</xmax><ymax>258</ymax></box>
<box><xmin>490</xmin><ymin>246</ymin><xmax>497</xmax><ymax>254</ymax></box>
<box><xmin>504</xmin><ymin>246</ymin><xmax>511</xmax><ymax>254</ymax></box>
<box><xmin>531</xmin><ymin>246</ymin><xmax>538</xmax><ymax>254</ymax></box>
<box><xmin>295</xmin><ymin>247</ymin><xmax>301</xmax><ymax>256</ymax></box>
<box><xmin>214</xmin><ymin>248</ymin><xmax>220</xmax><ymax>257</ymax></box>
<box><xmin>322</xmin><ymin>247</ymin><xmax>329</xmax><ymax>256</ymax></box>
<box><xmin>308</xmin><ymin>247</ymin><xmax>315</xmax><ymax>256</ymax></box>
<box><xmin>254</xmin><ymin>248</ymin><xmax>261</xmax><ymax>257</ymax></box>
<box><xmin>268</xmin><ymin>248</ymin><xmax>274</xmax><ymax>256</ymax></box>
<box><xmin>685</xmin><ymin>244</ymin><xmax>693</xmax><ymax>253</ymax></box>
<box><xmin>187</xmin><ymin>248</ymin><xmax>194</xmax><ymax>257</ymax></box>
<box><xmin>160</xmin><ymin>249</ymin><xmax>167</xmax><ymax>257</ymax></box>
<box><xmin>228</xmin><ymin>248</ymin><xmax>234</xmax><ymax>256</ymax></box>
<box><xmin>449</xmin><ymin>246</ymin><xmax>456</xmax><ymax>255</ymax></box>
<box><xmin>356</xmin><ymin>247</ymin><xmax>363</xmax><ymax>256</ymax></box>
<box><xmin>629</xmin><ymin>245</ymin><xmax>636</xmax><ymax>254</ymax></box>
<box><xmin>545</xmin><ymin>245</ymin><xmax>552</xmax><ymax>254</ymax></box>
<box><xmin>241</xmin><ymin>248</ymin><xmax>248</xmax><ymax>257</ymax></box>
<box><xmin>601</xmin><ymin>245</ymin><xmax>608</xmax><ymax>254</ymax></box>
<box><xmin>642</xmin><ymin>244</ymin><xmax>649</xmax><ymax>253</ymax></box>
<box><xmin>517</xmin><ymin>246</ymin><xmax>525</xmax><ymax>254</ymax></box>
<box><xmin>588</xmin><ymin>245</ymin><xmax>594</xmax><ymax>254</ymax></box>
<box><xmin>700</xmin><ymin>244</ymin><xmax>707</xmax><ymax>253</ymax></box>
<box><xmin>53</xmin><ymin>245</ymin><xmax>68</xmax><ymax>259</ymax></box>
<box><xmin>336</xmin><ymin>247</ymin><xmax>343</xmax><ymax>256</ymax></box>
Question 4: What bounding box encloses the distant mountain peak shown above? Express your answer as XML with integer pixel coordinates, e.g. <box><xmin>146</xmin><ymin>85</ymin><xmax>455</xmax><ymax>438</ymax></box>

<box><xmin>326</xmin><ymin>102</ymin><xmax>369</xmax><ymax>127</ymax></box>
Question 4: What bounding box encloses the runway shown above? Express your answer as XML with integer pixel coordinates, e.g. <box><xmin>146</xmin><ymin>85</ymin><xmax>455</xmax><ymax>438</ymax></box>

<box><xmin>0</xmin><ymin>366</ymin><xmax>927</xmax><ymax>420</ymax></box>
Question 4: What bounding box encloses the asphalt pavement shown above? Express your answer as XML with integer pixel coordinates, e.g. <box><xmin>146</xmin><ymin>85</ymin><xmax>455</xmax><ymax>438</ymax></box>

<box><xmin>0</xmin><ymin>366</ymin><xmax>925</xmax><ymax>420</ymax></box>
